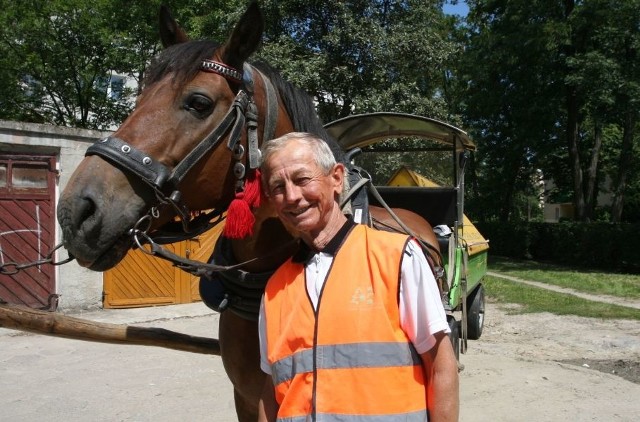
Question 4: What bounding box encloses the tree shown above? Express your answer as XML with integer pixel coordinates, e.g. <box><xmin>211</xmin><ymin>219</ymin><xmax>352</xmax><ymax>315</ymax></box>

<box><xmin>458</xmin><ymin>0</ymin><xmax>564</xmax><ymax>222</ymax></box>
<box><xmin>255</xmin><ymin>1</ymin><xmax>461</xmax><ymax>184</ymax></box>
<box><xmin>593</xmin><ymin>0</ymin><xmax>640</xmax><ymax>222</ymax></box>
<box><xmin>258</xmin><ymin>1</ymin><xmax>456</xmax><ymax>121</ymax></box>
<box><xmin>0</xmin><ymin>1</ymin><xmax>138</xmax><ymax>128</ymax></box>
<box><xmin>459</xmin><ymin>0</ymin><xmax>640</xmax><ymax>222</ymax></box>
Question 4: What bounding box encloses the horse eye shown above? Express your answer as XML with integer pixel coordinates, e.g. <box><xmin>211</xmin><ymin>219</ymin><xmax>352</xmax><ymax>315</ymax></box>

<box><xmin>185</xmin><ymin>94</ymin><xmax>213</xmax><ymax>116</ymax></box>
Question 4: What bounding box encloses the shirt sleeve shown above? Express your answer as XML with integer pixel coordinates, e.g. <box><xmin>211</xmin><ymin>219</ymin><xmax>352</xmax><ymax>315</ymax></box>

<box><xmin>258</xmin><ymin>296</ymin><xmax>272</xmax><ymax>374</ymax></box>
<box><xmin>399</xmin><ymin>239</ymin><xmax>450</xmax><ymax>354</ymax></box>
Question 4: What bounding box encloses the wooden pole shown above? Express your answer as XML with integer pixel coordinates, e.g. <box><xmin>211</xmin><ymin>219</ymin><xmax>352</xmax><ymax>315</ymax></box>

<box><xmin>0</xmin><ymin>304</ymin><xmax>220</xmax><ymax>355</ymax></box>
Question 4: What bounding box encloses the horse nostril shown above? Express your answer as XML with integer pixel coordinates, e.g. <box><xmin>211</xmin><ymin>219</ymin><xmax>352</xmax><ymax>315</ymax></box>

<box><xmin>69</xmin><ymin>191</ymin><xmax>103</xmax><ymax>237</ymax></box>
<box><xmin>78</xmin><ymin>196</ymin><xmax>97</xmax><ymax>224</ymax></box>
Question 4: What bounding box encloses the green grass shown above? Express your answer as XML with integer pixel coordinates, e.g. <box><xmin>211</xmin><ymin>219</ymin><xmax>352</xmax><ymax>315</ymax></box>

<box><xmin>488</xmin><ymin>256</ymin><xmax>640</xmax><ymax>299</ymax></box>
<box><xmin>484</xmin><ymin>275</ymin><xmax>640</xmax><ymax>320</ymax></box>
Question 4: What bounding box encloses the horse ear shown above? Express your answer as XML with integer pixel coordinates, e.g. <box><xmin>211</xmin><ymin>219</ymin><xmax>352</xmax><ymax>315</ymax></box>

<box><xmin>159</xmin><ymin>5</ymin><xmax>189</xmax><ymax>48</ymax></box>
<box><xmin>221</xmin><ymin>1</ymin><xmax>264</xmax><ymax>68</ymax></box>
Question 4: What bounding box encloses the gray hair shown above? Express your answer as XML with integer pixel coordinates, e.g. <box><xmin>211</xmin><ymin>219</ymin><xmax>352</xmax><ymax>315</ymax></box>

<box><xmin>260</xmin><ymin>132</ymin><xmax>352</xmax><ymax>212</ymax></box>
<box><xmin>260</xmin><ymin>132</ymin><xmax>336</xmax><ymax>174</ymax></box>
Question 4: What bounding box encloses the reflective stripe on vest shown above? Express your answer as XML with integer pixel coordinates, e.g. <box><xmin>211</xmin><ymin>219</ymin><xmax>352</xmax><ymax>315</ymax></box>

<box><xmin>265</xmin><ymin>225</ymin><xmax>428</xmax><ymax>421</ymax></box>
<box><xmin>271</xmin><ymin>341</ymin><xmax>421</xmax><ymax>385</ymax></box>
<box><xmin>277</xmin><ymin>409</ymin><xmax>428</xmax><ymax>422</ymax></box>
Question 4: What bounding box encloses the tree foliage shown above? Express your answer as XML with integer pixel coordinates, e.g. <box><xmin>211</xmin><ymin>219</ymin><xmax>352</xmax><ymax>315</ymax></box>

<box><xmin>459</xmin><ymin>0</ymin><xmax>640</xmax><ymax>222</ymax></box>
<box><xmin>256</xmin><ymin>0</ymin><xmax>458</xmax><ymax>122</ymax></box>
<box><xmin>1</xmin><ymin>0</ymin><xmax>134</xmax><ymax>128</ymax></box>
<box><xmin>0</xmin><ymin>0</ymin><xmax>638</xmax><ymax>221</ymax></box>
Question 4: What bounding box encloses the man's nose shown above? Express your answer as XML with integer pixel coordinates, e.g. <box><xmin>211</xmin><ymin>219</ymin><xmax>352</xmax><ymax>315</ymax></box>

<box><xmin>283</xmin><ymin>183</ymin><xmax>301</xmax><ymax>203</ymax></box>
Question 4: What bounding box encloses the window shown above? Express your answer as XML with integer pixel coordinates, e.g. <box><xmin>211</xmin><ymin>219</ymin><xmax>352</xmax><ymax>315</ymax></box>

<box><xmin>0</xmin><ymin>155</ymin><xmax>53</xmax><ymax>198</ymax></box>
<box><xmin>12</xmin><ymin>165</ymin><xmax>48</xmax><ymax>189</ymax></box>
<box><xmin>109</xmin><ymin>76</ymin><xmax>125</xmax><ymax>100</ymax></box>
<box><xmin>0</xmin><ymin>164</ymin><xmax>7</xmax><ymax>188</ymax></box>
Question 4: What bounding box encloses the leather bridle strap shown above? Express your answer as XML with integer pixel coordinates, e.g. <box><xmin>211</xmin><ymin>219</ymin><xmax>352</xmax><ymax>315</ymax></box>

<box><xmin>85</xmin><ymin>89</ymin><xmax>253</xmax><ymax>195</ymax></box>
<box><xmin>242</xmin><ymin>64</ymin><xmax>279</xmax><ymax>169</ymax></box>
<box><xmin>172</xmin><ymin>90</ymin><xmax>251</xmax><ymax>183</ymax></box>
<box><xmin>86</xmin><ymin>136</ymin><xmax>173</xmax><ymax>191</ymax></box>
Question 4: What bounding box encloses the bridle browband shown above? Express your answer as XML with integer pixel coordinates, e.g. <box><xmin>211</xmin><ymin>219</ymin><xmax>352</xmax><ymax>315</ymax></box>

<box><xmin>85</xmin><ymin>59</ymin><xmax>278</xmax><ymax>257</ymax></box>
<box><xmin>201</xmin><ymin>59</ymin><xmax>243</xmax><ymax>83</ymax></box>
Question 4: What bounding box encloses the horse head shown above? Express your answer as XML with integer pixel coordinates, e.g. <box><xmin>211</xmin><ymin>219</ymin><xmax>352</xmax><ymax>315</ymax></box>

<box><xmin>58</xmin><ymin>2</ymin><xmax>301</xmax><ymax>271</ymax></box>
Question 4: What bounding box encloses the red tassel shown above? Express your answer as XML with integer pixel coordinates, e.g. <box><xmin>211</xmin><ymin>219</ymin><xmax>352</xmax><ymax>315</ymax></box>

<box><xmin>224</xmin><ymin>169</ymin><xmax>263</xmax><ymax>239</ymax></box>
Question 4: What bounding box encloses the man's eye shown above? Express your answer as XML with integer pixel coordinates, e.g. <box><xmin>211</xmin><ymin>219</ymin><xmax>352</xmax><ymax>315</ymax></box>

<box><xmin>270</xmin><ymin>184</ymin><xmax>284</xmax><ymax>194</ymax></box>
<box><xmin>296</xmin><ymin>177</ymin><xmax>311</xmax><ymax>185</ymax></box>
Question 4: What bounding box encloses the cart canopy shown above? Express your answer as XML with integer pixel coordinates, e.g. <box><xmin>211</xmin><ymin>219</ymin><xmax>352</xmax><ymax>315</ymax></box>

<box><xmin>324</xmin><ymin>112</ymin><xmax>475</xmax><ymax>152</ymax></box>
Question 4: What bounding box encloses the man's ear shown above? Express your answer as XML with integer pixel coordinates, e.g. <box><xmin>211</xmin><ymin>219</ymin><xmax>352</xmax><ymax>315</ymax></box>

<box><xmin>332</xmin><ymin>163</ymin><xmax>346</xmax><ymax>194</ymax></box>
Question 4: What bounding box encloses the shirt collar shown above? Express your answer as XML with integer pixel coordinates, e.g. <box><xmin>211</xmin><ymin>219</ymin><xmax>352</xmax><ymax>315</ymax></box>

<box><xmin>292</xmin><ymin>218</ymin><xmax>356</xmax><ymax>264</ymax></box>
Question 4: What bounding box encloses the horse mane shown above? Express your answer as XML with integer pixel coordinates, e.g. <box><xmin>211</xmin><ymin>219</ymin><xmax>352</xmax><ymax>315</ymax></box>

<box><xmin>144</xmin><ymin>40</ymin><xmax>220</xmax><ymax>91</ymax></box>
<box><xmin>252</xmin><ymin>61</ymin><xmax>345</xmax><ymax>162</ymax></box>
<box><xmin>143</xmin><ymin>40</ymin><xmax>345</xmax><ymax>162</ymax></box>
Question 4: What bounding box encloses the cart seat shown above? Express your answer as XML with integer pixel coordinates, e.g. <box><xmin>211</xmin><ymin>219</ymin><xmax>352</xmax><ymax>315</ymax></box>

<box><xmin>369</xmin><ymin>186</ymin><xmax>458</xmax><ymax>228</ymax></box>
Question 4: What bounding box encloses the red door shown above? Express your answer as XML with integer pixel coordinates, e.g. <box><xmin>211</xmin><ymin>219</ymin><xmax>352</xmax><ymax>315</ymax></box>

<box><xmin>0</xmin><ymin>153</ymin><xmax>57</xmax><ymax>309</ymax></box>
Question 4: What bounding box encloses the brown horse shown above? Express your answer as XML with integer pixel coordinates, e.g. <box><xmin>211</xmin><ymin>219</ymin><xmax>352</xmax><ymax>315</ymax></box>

<box><xmin>57</xmin><ymin>3</ymin><xmax>440</xmax><ymax>421</ymax></box>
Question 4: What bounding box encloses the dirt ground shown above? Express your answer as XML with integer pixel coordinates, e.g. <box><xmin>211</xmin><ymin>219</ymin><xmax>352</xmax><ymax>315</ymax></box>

<box><xmin>459</xmin><ymin>301</ymin><xmax>640</xmax><ymax>421</ymax></box>
<box><xmin>2</xmin><ymin>301</ymin><xmax>640</xmax><ymax>421</ymax></box>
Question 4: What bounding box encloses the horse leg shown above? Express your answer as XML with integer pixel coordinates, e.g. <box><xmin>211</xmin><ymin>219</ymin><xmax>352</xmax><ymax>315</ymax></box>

<box><xmin>218</xmin><ymin>311</ymin><xmax>265</xmax><ymax>422</ymax></box>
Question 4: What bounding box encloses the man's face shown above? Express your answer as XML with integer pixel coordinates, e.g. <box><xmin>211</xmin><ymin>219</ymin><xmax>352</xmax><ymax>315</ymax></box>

<box><xmin>263</xmin><ymin>140</ymin><xmax>344</xmax><ymax>241</ymax></box>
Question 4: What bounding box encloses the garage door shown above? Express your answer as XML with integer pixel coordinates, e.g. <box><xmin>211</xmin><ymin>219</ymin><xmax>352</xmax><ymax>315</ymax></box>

<box><xmin>0</xmin><ymin>154</ymin><xmax>57</xmax><ymax>309</ymax></box>
<box><xmin>103</xmin><ymin>223</ymin><xmax>223</xmax><ymax>308</ymax></box>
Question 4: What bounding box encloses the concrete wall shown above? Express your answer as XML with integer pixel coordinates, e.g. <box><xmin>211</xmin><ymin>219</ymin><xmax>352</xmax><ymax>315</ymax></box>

<box><xmin>0</xmin><ymin>120</ymin><xmax>110</xmax><ymax>310</ymax></box>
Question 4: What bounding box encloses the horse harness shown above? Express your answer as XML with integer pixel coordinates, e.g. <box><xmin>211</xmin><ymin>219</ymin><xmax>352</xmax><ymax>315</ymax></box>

<box><xmin>85</xmin><ymin>61</ymin><xmax>276</xmax><ymax>238</ymax></box>
<box><xmin>78</xmin><ymin>59</ymin><xmax>284</xmax><ymax>318</ymax></box>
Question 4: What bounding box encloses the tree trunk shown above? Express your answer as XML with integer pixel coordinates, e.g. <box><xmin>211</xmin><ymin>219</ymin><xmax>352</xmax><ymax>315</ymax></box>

<box><xmin>611</xmin><ymin>109</ymin><xmax>637</xmax><ymax>222</ymax></box>
<box><xmin>566</xmin><ymin>86</ymin><xmax>585</xmax><ymax>221</ymax></box>
<box><xmin>583</xmin><ymin>121</ymin><xmax>603</xmax><ymax>222</ymax></box>
<box><xmin>563</xmin><ymin>0</ymin><xmax>587</xmax><ymax>221</ymax></box>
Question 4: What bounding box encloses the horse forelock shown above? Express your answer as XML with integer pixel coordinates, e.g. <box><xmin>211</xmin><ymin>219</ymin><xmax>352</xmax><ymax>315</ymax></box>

<box><xmin>143</xmin><ymin>40</ymin><xmax>220</xmax><ymax>90</ymax></box>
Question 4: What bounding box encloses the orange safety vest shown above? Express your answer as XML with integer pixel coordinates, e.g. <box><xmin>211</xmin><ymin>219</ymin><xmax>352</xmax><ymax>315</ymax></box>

<box><xmin>264</xmin><ymin>225</ymin><xmax>428</xmax><ymax>421</ymax></box>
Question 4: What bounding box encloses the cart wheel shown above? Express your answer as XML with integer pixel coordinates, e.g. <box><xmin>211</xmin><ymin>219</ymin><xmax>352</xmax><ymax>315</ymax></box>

<box><xmin>466</xmin><ymin>284</ymin><xmax>485</xmax><ymax>340</ymax></box>
<box><xmin>447</xmin><ymin>316</ymin><xmax>460</xmax><ymax>361</ymax></box>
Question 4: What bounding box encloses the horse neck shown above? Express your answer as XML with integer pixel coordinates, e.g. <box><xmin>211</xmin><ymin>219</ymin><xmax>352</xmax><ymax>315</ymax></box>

<box><xmin>226</xmin><ymin>68</ymin><xmax>302</xmax><ymax>273</ymax></box>
<box><xmin>229</xmin><ymin>202</ymin><xmax>296</xmax><ymax>273</ymax></box>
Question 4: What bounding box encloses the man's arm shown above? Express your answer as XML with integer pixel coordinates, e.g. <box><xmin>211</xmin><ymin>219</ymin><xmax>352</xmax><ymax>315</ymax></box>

<box><xmin>258</xmin><ymin>375</ymin><xmax>279</xmax><ymax>422</ymax></box>
<box><xmin>420</xmin><ymin>331</ymin><xmax>459</xmax><ymax>422</ymax></box>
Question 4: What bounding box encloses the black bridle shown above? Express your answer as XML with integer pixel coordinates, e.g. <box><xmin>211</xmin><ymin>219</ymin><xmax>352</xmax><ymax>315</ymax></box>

<box><xmin>83</xmin><ymin>60</ymin><xmax>281</xmax><ymax>274</ymax></box>
<box><xmin>85</xmin><ymin>61</ymin><xmax>270</xmax><ymax>241</ymax></box>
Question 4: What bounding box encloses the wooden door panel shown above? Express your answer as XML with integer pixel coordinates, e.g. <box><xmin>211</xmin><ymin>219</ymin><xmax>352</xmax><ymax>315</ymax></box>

<box><xmin>0</xmin><ymin>154</ymin><xmax>56</xmax><ymax>309</ymax></box>
<box><xmin>103</xmin><ymin>223</ymin><xmax>224</xmax><ymax>308</ymax></box>
<box><xmin>0</xmin><ymin>203</ymin><xmax>54</xmax><ymax>307</ymax></box>
<box><xmin>104</xmin><ymin>243</ymin><xmax>181</xmax><ymax>308</ymax></box>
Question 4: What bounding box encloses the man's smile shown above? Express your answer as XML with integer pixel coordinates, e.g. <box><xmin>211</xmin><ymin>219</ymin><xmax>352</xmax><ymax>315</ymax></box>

<box><xmin>288</xmin><ymin>206</ymin><xmax>311</xmax><ymax>216</ymax></box>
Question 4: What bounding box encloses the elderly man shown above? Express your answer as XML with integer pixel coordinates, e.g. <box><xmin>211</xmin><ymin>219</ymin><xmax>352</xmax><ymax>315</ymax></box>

<box><xmin>257</xmin><ymin>132</ymin><xmax>459</xmax><ymax>422</ymax></box>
